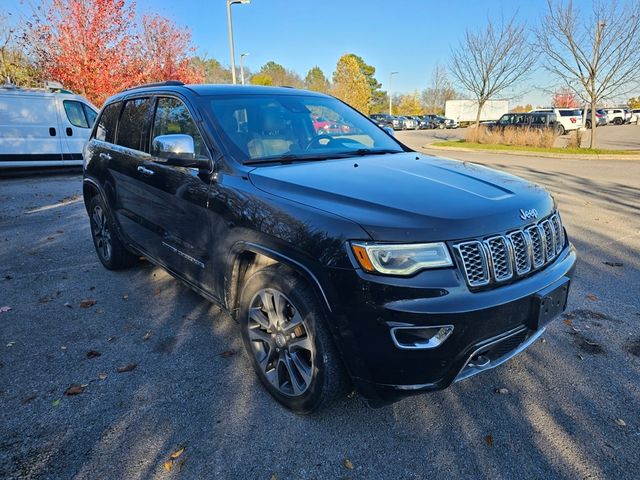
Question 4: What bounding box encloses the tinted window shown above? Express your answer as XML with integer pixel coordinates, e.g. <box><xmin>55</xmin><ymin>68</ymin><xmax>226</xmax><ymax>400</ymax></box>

<box><xmin>152</xmin><ymin>97</ymin><xmax>207</xmax><ymax>158</ymax></box>
<box><xmin>63</xmin><ymin>100</ymin><xmax>88</xmax><ymax>128</ymax></box>
<box><xmin>95</xmin><ymin>102</ymin><xmax>122</xmax><ymax>143</ymax></box>
<box><xmin>559</xmin><ymin>110</ymin><xmax>581</xmax><ymax>116</ymax></box>
<box><xmin>83</xmin><ymin>104</ymin><xmax>97</xmax><ymax>127</ymax></box>
<box><xmin>117</xmin><ymin>98</ymin><xmax>152</xmax><ymax>151</ymax></box>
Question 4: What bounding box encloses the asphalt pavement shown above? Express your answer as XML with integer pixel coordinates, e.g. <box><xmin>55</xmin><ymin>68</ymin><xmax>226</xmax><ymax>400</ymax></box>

<box><xmin>1</xmin><ymin>148</ymin><xmax>639</xmax><ymax>479</ymax></box>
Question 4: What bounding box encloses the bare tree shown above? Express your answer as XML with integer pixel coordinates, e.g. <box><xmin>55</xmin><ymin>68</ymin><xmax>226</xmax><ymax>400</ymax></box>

<box><xmin>421</xmin><ymin>64</ymin><xmax>456</xmax><ymax>114</ymax></box>
<box><xmin>450</xmin><ymin>15</ymin><xmax>538</xmax><ymax>128</ymax></box>
<box><xmin>538</xmin><ymin>0</ymin><xmax>640</xmax><ymax>148</ymax></box>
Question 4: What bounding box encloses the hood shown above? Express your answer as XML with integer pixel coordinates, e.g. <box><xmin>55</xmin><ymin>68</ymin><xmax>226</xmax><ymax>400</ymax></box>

<box><xmin>248</xmin><ymin>152</ymin><xmax>554</xmax><ymax>242</ymax></box>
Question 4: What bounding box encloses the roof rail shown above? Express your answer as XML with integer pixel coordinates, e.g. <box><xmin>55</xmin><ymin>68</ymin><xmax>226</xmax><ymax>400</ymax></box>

<box><xmin>122</xmin><ymin>80</ymin><xmax>185</xmax><ymax>92</ymax></box>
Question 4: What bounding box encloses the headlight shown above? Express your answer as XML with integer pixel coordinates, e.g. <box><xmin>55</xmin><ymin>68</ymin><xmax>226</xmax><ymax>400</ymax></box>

<box><xmin>351</xmin><ymin>242</ymin><xmax>453</xmax><ymax>275</ymax></box>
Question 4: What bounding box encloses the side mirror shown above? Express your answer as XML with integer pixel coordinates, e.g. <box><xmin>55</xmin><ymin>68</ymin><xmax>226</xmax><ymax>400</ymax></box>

<box><xmin>382</xmin><ymin>126</ymin><xmax>395</xmax><ymax>137</ymax></box>
<box><xmin>152</xmin><ymin>134</ymin><xmax>209</xmax><ymax>169</ymax></box>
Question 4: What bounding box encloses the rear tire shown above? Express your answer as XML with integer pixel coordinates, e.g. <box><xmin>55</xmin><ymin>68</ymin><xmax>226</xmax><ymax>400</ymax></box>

<box><xmin>556</xmin><ymin>124</ymin><xmax>565</xmax><ymax>135</ymax></box>
<box><xmin>238</xmin><ymin>264</ymin><xmax>348</xmax><ymax>414</ymax></box>
<box><xmin>88</xmin><ymin>195</ymin><xmax>136</xmax><ymax>270</ymax></box>
<box><xmin>585</xmin><ymin>120</ymin><xmax>592</xmax><ymax>129</ymax></box>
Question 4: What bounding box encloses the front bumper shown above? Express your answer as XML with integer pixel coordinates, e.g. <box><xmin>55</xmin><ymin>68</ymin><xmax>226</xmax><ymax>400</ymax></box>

<box><xmin>325</xmin><ymin>244</ymin><xmax>576</xmax><ymax>405</ymax></box>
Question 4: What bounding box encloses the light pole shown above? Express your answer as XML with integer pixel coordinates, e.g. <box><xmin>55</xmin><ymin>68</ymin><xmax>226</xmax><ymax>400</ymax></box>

<box><xmin>226</xmin><ymin>0</ymin><xmax>250</xmax><ymax>85</ymax></box>
<box><xmin>240</xmin><ymin>52</ymin><xmax>249</xmax><ymax>85</ymax></box>
<box><xmin>389</xmin><ymin>71</ymin><xmax>398</xmax><ymax>115</ymax></box>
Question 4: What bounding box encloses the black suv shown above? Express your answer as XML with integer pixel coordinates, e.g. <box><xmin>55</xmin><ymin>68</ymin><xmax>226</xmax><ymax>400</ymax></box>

<box><xmin>83</xmin><ymin>82</ymin><xmax>576</xmax><ymax>413</ymax></box>
<box><xmin>487</xmin><ymin>112</ymin><xmax>560</xmax><ymax>133</ymax></box>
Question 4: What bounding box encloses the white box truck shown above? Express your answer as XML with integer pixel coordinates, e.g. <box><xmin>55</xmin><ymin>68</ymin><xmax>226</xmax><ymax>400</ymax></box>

<box><xmin>445</xmin><ymin>100</ymin><xmax>509</xmax><ymax>124</ymax></box>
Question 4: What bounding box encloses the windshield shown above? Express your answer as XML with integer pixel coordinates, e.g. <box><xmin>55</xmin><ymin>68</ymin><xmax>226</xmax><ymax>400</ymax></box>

<box><xmin>202</xmin><ymin>94</ymin><xmax>403</xmax><ymax>164</ymax></box>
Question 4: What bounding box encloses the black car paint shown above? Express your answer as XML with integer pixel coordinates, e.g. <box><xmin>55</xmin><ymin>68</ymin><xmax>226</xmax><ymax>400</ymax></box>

<box><xmin>83</xmin><ymin>84</ymin><xmax>576</xmax><ymax>406</ymax></box>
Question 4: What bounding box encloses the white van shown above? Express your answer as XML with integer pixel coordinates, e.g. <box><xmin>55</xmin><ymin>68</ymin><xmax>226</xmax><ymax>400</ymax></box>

<box><xmin>0</xmin><ymin>85</ymin><xmax>98</xmax><ymax>169</ymax></box>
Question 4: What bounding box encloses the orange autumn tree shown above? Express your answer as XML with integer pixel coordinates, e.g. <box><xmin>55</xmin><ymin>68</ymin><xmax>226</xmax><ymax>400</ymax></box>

<box><xmin>136</xmin><ymin>15</ymin><xmax>203</xmax><ymax>85</ymax></box>
<box><xmin>551</xmin><ymin>88</ymin><xmax>579</xmax><ymax>108</ymax></box>
<box><xmin>29</xmin><ymin>0</ymin><xmax>203</xmax><ymax>106</ymax></box>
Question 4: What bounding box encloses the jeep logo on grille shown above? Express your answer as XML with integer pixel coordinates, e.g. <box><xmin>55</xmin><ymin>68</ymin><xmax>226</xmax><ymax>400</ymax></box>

<box><xmin>519</xmin><ymin>208</ymin><xmax>538</xmax><ymax>220</ymax></box>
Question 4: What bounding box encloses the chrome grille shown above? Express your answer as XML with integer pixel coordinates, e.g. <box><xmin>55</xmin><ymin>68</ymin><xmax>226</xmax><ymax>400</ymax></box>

<box><xmin>484</xmin><ymin>236</ymin><xmax>513</xmax><ymax>281</ymax></box>
<box><xmin>507</xmin><ymin>230</ymin><xmax>531</xmax><ymax>274</ymax></box>
<box><xmin>456</xmin><ymin>241</ymin><xmax>490</xmax><ymax>286</ymax></box>
<box><xmin>527</xmin><ymin>226</ymin><xmax>545</xmax><ymax>268</ymax></box>
<box><xmin>455</xmin><ymin>213</ymin><xmax>565</xmax><ymax>289</ymax></box>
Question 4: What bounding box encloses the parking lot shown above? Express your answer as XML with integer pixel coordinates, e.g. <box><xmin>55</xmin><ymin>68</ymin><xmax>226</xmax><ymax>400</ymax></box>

<box><xmin>1</xmin><ymin>148</ymin><xmax>639</xmax><ymax>478</ymax></box>
<box><xmin>399</xmin><ymin>123</ymin><xmax>640</xmax><ymax>151</ymax></box>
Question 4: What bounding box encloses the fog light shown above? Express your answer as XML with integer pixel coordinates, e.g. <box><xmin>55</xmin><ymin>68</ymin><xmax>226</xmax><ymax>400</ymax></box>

<box><xmin>391</xmin><ymin>325</ymin><xmax>454</xmax><ymax>350</ymax></box>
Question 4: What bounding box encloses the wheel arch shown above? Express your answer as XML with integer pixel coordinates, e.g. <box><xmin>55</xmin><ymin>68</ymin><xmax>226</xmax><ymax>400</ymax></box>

<box><xmin>225</xmin><ymin>242</ymin><xmax>333</xmax><ymax>319</ymax></box>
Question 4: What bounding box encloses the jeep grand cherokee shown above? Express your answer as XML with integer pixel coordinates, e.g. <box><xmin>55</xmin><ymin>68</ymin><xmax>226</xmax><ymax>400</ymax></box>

<box><xmin>83</xmin><ymin>82</ymin><xmax>576</xmax><ymax>413</ymax></box>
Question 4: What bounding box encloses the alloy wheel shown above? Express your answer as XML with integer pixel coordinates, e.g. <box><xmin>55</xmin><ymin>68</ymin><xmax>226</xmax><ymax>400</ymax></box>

<box><xmin>247</xmin><ymin>288</ymin><xmax>314</xmax><ymax>397</ymax></box>
<box><xmin>91</xmin><ymin>205</ymin><xmax>112</xmax><ymax>261</ymax></box>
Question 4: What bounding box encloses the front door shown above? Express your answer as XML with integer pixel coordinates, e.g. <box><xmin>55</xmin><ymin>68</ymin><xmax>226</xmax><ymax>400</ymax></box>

<box><xmin>59</xmin><ymin>99</ymin><xmax>97</xmax><ymax>163</ymax></box>
<box><xmin>137</xmin><ymin>96</ymin><xmax>215</xmax><ymax>291</ymax></box>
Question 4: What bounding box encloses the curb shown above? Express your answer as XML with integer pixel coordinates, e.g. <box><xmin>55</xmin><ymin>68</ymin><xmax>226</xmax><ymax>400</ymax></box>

<box><xmin>422</xmin><ymin>144</ymin><xmax>640</xmax><ymax>161</ymax></box>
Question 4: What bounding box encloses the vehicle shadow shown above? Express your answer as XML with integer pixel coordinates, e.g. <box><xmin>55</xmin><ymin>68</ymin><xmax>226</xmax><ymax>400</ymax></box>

<box><xmin>1</xmin><ymin>167</ymin><xmax>639</xmax><ymax>479</ymax></box>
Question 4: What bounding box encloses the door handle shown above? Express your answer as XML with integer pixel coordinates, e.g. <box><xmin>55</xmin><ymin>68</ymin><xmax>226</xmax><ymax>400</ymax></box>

<box><xmin>99</xmin><ymin>152</ymin><xmax>112</xmax><ymax>160</ymax></box>
<box><xmin>66</xmin><ymin>127</ymin><xmax>73</xmax><ymax>136</ymax></box>
<box><xmin>137</xmin><ymin>166</ymin><xmax>155</xmax><ymax>176</ymax></box>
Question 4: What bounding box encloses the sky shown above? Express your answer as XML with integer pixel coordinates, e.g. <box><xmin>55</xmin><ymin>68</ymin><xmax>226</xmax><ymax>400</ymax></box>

<box><xmin>4</xmin><ymin>0</ymin><xmax>577</xmax><ymax>107</ymax></box>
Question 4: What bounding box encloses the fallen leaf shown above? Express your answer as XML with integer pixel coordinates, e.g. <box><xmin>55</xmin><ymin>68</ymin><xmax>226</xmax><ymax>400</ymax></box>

<box><xmin>79</xmin><ymin>299</ymin><xmax>96</xmax><ymax>308</ymax></box>
<box><xmin>343</xmin><ymin>459</ymin><xmax>354</xmax><ymax>470</ymax></box>
<box><xmin>484</xmin><ymin>435</ymin><xmax>494</xmax><ymax>446</ymax></box>
<box><xmin>6</xmin><ymin>341</ymin><xmax>15</xmax><ymax>347</ymax></box>
<box><xmin>142</xmin><ymin>331</ymin><xmax>152</xmax><ymax>341</ymax></box>
<box><xmin>495</xmin><ymin>388</ymin><xmax>509</xmax><ymax>395</ymax></box>
<box><xmin>86</xmin><ymin>350</ymin><xmax>101</xmax><ymax>359</ymax></box>
<box><xmin>107</xmin><ymin>336</ymin><xmax>116</xmax><ymax>342</ymax></box>
<box><xmin>52</xmin><ymin>399</ymin><xmax>60</xmax><ymax>407</ymax></box>
<box><xmin>577</xmin><ymin>354</ymin><xmax>584</xmax><ymax>360</ymax></box>
<box><xmin>217</xmin><ymin>350</ymin><xmax>236</xmax><ymax>358</ymax></box>
<box><xmin>584</xmin><ymin>339</ymin><xmax>600</xmax><ymax>347</ymax></box>
<box><xmin>116</xmin><ymin>363</ymin><xmax>137</xmax><ymax>373</ymax></box>
<box><xmin>63</xmin><ymin>302</ymin><xmax>72</xmax><ymax>308</ymax></box>
<box><xmin>614</xmin><ymin>418</ymin><xmax>626</xmax><ymax>427</ymax></box>
<box><xmin>163</xmin><ymin>460</ymin><xmax>173</xmax><ymax>472</ymax></box>
<box><xmin>563</xmin><ymin>318</ymin><xmax>573</xmax><ymax>326</ymax></box>
<box><xmin>21</xmin><ymin>394</ymin><xmax>37</xmax><ymax>405</ymax></box>
<box><xmin>64</xmin><ymin>384</ymin><xmax>85</xmax><ymax>395</ymax></box>
<box><xmin>170</xmin><ymin>447</ymin><xmax>185</xmax><ymax>459</ymax></box>
<box><xmin>602</xmin><ymin>261</ymin><xmax>623</xmax><ymax>267</ymax></box>
<box><xmin>586</xmin><ymin>294</ymin><xmax>598</xmax><ymax>301</ymax></box>
<box><xmin>0</xmin><ymin>306</ymin><xmax>12</xmax><ymax>313</ymax></box>
<box><xmin>98</xmin><ymin>372</ymin><xmax>108</xmax><ymax>380</ymax></box>
<box><xmin>122</xmin><ymin>294</ymin><xmax>129</xmax><ymax>300</ymax></box>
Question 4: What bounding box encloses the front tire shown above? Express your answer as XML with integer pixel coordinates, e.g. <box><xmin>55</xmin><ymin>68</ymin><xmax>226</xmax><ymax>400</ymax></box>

<box><xmin>238</xmin><ymin>264</ymin><xmax>348</xmax><ymax>414</ymax></box>
<box><xmin>88</xmin><ymin>195</ymin><xmax>136</xmax><ymax>270</ymax></box>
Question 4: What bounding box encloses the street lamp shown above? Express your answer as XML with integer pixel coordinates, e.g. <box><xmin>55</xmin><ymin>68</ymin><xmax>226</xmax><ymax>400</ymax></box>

<box><xmin>240</xmin><ymin>52</ymin><xmax>249</xmax><ymax>85</ymax></box>
<box><xmin>226</xmin><ymin>0</ymin><xmax>250</xmax><ymax>85</ymax></box>
<box><xmin>389</xmin><ymin>71</ymin><xmax>398</xmax><ymax>115</ymax></box>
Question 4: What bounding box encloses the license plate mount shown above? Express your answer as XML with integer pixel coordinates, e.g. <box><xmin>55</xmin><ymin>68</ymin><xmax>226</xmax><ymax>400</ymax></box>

<box><xmin>530</xmin><ymin>277</ymin><xmax>570</xmax><ymax>330</ymax></box>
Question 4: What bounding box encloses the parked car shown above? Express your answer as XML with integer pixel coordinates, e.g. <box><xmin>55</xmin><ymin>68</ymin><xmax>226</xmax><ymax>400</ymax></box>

<box><xmin>397</xmin><ymin>116</ymin><xmax>417</xmax><ymax>130</ymax></box>
<box><xmin>486</xmin><ymin>112</ymin><xmax>560</xmax><ymax>133</ymax></box>
<box><xmin>584</xmin><ymin>109</ymin><xmax>607</xmax><ymax>129</ymax></box>
<box><xmin>631</xmin><ymin>109</ymin><xmax>640</xmax><ymax>124</ymax></box>
<box><xmin>420</xmin><ymin>114</ymin><xmax>439</xmax><ymax>129</ymax></box>
<box><xmin>604</xmin><ymin>108</ymin><xmax>626</xmax><ymax>125</ymax></box>
<box><xmin>83</xmin><ymin>82</ymin><xmax>576</xmax><ymax>413</ymax></box>
<box><xmin>530</xmin><ymin>108</ymin><xmax>582</xmax><ymax>135</ymax></box>
<box><xmin>0</xmin><ymin>83</ymin><xmax>98</xmax><ymax>169</ymax></box>
<box><xmin>407</xmin><ymin>115</ymin><xmax>430</xmax><ymax>129</ymax></box>
<box><xmin>443</xmin><ymin>118</ymin><xmax>459</xmax><ymax>129</ymax></box>
<box><xmin>370</xmin><ymin>113</ymin><xmax>402</xmax><ymax>130</ymax></box>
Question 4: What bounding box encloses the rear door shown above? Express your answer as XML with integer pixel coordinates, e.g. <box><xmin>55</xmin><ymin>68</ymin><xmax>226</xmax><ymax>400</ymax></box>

<box><xmin>138</xmin><ymin>95</ymin><xmax>214</xmax><ymax>287</ymax></box>
<box><xmin>59</xmin><ymin>99</ymin><xmax>98</xmax><ymax>163</ymax></box>
<box><xmin>0</xmin><ymin>93</ymin><xmax>64</xmax><ymax>168</ymax></box>
<box><xmin>108</xmin><ymin>97</ymin><xmax>158</xmax><ymax>254</ymax></box>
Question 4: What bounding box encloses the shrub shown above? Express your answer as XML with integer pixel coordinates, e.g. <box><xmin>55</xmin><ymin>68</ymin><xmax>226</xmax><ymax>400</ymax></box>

<box><xmin>465</xmin><ymin>126</ymin><xmax>556</xmax><ymax>148</ymax></box>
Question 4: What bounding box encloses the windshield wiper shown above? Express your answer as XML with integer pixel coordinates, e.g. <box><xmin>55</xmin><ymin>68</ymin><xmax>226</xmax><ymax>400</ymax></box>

<box><xmin>338</xmin><ymin>148</ymin><xmax>401</xmax><ymax>157</ymax></box>
<box><xmin>244</xmin><ymin>153</ymin><xmax>337</xmax><ymax>165</ymax></box>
